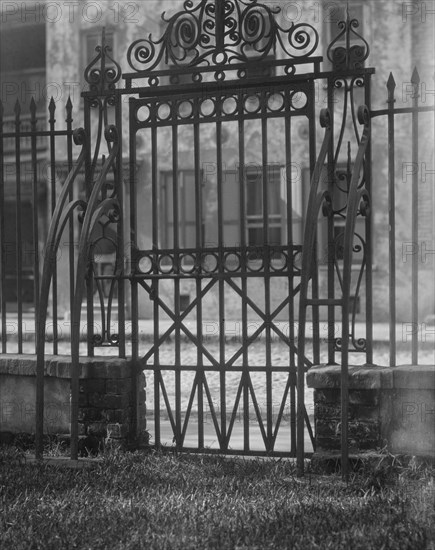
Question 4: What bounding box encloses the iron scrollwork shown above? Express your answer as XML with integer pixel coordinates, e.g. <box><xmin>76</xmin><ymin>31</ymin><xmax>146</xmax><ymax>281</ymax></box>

<box><xmin>126</xmin><ymin>0</ymin><xmax>319</xmax><ymax>83</ymax></box>
<box><xmin>84</xmin><ymin>28</ymin><xmax>122</xmax><ymax>95</ymax></box>
<box><xmin>82</xmin><ymin>30</ymin><xmax>124</xmax><ymax>349</ymax></box>
<box><xmin>327</xmin><ymin>5</ymin><xmax>369</xmax><ymax>71</ymax></box>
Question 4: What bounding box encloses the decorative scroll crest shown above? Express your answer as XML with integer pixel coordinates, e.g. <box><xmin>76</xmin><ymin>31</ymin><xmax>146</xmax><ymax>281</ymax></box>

<box><xmin>327</xmin><ymin>5</ymin><xmax>369</xmax><ymax>71</ymax></box>
<box><xmin>84</xmin><ymin>27</ymin><xmax>122</xmax><ymax>94</ymax></box>
<box><xmin>126</xmin><ymin>0</ymin><xmax>319</xmax><ymax>78</ymax></box>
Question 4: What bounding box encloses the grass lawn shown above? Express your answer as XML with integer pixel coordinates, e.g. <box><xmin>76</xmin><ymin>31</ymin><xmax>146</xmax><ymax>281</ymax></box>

<box><xmin>1</xmin><ymin>448</ymin><xmax>434</xmax><ymax>550</ymax></box>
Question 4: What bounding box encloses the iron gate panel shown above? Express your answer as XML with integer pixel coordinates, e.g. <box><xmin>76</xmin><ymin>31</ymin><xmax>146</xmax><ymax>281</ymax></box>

<box><xmin>129</xmin><ymin>78</ymin><xmax>318</xmax><ymax>455</ymax></box>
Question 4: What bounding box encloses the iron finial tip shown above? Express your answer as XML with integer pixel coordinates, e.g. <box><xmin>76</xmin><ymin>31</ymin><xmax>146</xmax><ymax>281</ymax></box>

<box><xmin>411</xmin><ymin>67</ymin><xmax>420</xmax><ymax>85</ymax></box>
<box><xmin>387</xmin><ymin>72</ymin><xmax>396</xmax><ymax>90</ymax></box>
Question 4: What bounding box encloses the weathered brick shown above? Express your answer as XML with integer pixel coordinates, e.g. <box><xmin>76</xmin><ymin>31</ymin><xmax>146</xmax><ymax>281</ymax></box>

<box><xmin>349</xmin><ymin>390</ymin><xmax>379</xmax><ymax>406</ymax></box>
<box><xmin>78</xmin><ymin>407</ymin><xmax>103</xmax><ymax>422</ymax></box>
<box><xmin>316</xmin><ymin>436</ymin><xmax>341</xmax><ymax>450</ymax></box>
<box><xmin>314</xmin><ymin>389</ymin><xmax>340</xmax><ymax>403</ymax></box>
<box><xmin>315</xmin><ymin>419</ymin><xmax>339</xmax><ymax>437</ymax></box>
<box><xmin>101</xmin><ymin>408</ymin><xmax>131</xmax><ymax>423</ymax></box>
<box><xmin>81</xmin><ymin>379</ymin><xmax>106</xmax><ymax>394</ymax></box>
<box><xmin>315</xmin><ymin>403</ymin><xmax>341</xmax><ymax>419</ymax></box>
<box><xmin>138</xmin><ymin>373</ymin><xmax>146</xmax><ymax>388</ymax></box>
<box><xmin>107</xmin><ymin>423</ymin><xmax>129</xmax><ymax>439</ymax></box>
<box><xmin>348</xmin><ymin>420</ymin><xmax>379</xmax><ymax>441</ymax></box>
<box><xmin>106</xmin><ymin>378</ymin><xmax>132</xmax><ymax>395</ymax></box>
<box><xmin>78</xmin><ymin>393</ymin><xmax>88</xmax><ymax>407</ymax></box>
<box><xmin>88</xmin><ymin>392</ymin><xmax>130</xmax><ymax>409</ymax></box>
<box><xmin>350</xmin><ymin>405</ymin><xmax>379</xmax><ymax>422</ymax></box>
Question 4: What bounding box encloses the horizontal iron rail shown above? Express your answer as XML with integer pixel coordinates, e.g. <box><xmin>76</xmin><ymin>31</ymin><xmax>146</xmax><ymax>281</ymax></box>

<box><xmin>81</xmin><ymin>69</ymin><xmax>376</xmax><ymax>100</ymax></box>
<box><xmin>123</xmin><ymin>56</ymin><xmax>324</xmax><ymax>83</ymax></box>
<box><xmin>1</xmin><ymin>129</ymin><xmax>74</xmax><ymax>138</ymax></box>
<box><xmin>371</xmin><ymin>105</ymin><xmax>434</xmax><ymax>117</ymax></box>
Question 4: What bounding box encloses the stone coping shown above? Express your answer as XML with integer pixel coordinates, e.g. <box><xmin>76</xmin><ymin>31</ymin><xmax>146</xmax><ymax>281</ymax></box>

<box><xmin>307</xmin><ymin>364</ymin><xmax>435</xmax><ymax>390</ymax></box>
<box><xmin>0</xmin><ymin>354</ymin><xmax>138</xmax><ymax>379</ymax></box>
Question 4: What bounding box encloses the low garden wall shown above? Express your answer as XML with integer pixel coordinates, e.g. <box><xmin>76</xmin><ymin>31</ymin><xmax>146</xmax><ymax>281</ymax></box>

<box><xmin>307</xmin><ymin>364</ymin><xmax>435</xmax><ymax>457</ymax></box>
<box><xmin>0</xmin><ymin>355</ymin><xmax>146</xmax><ymax>451</ymax></box>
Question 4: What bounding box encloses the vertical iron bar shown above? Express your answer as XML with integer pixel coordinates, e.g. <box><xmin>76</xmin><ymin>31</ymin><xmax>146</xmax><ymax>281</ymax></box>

<box><xmin>14</xmin><ymin>101</ymin><xmax>23</xmax><ymax>352</ymax></box>
<box><xmin>238</xmin><ymin>100</ymin><xmax>249</xmax><ymax>452</ymax></box>
<box><xmin>364</xmin><ymin>76</ymin><xmax>373</xmax><ymax>365</ymax></box>
<box><xmin>387</xmin><ymin>74</ymin><xmax>397</xmax><ymax>367</ymax></box>
<box><xmin>66</xmin><ymin>97</ymin><xmax>74</xmax><ymax>343</ymax></box>
<box><xmin>172</xmin><ymin>119</ymin><xmax>182</xmax><ymax>448</ymax></box>
<box><xmin>341</xmin><ymin>296</ymin><xmax>349</xmax><ymax>481</ymax></box>
<box><xmin>309</xmin><ymin>84</ymin><xmax>319</xmax><ymax>365</ymax></box>
<box><xmin>129</xmin><ymin>98</ymin><xmax>139</xmax><ymax>441</ymax></box>
<box><xmin>284</xmin><ymin>91</ymin><xmax>296</xmax><ymax>456</ymax></box>
<box><xmin>114</xmin><ymin>94</ymin><xmax>125</xmax><ymax>359</ymax></box>
<box><xmin>0</xmin><ymin>101</ymin><xmax>6</xmax><ymax>352</ymax></box>
<box><xmin>261</xmin><ymin>96</ymin><xmax>272</xmax><ymax>450</ymax></box>
<box><xmin>151</xmin><ymin>117</ymin><xmax>161</xmax><ymax>448</ymax></box>
<box><xmin>70</xmin><ymin>96</ymin><xmax>91</xmax><ymax>461</ymax></box>
<box><xmin>216</xmin><ymin>97</ymin><xmax>225</xmax><ymax>452</ymax></box>
<box><xmin>194</xmin><ymin>101</ymin><xmax>206</xmax><ymax>446</ymax></box>
<box><xmin>214</xmin><ymin>0</ymin><xmax>225</xmax><ymax>53</ymax></box>
<box><xmin>327</xmin><ymin>76</ymin><xmax>336</xmax><ymax>365</ymax></box>
<box><xmin>411</xmin><ymin>68</ymin><xmax>420</xmax><ymax>365</ymax></box>
<box><xmin>84</xmin><ymin>99</ymin><xmax>94</xmax><ymax>359</ymax></box>
<box><xmin>30</xmin><ymin>99</ymin><xmax>40</xmax><ymax>352</ymax></box>
<box><xmin>49</xmin><ymin>98</ymin><xmax>58</xmax><ymax>354</ymax></box>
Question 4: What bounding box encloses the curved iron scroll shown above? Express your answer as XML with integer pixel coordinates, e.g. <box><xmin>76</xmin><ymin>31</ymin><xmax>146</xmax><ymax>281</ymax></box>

<box><xmin>341</xmin><ymin>105</ymin><xmax>371</xmax><ymax>351</ymax></box>
<box><xmin>35</xmin><ymin>128</ymin><xmax>87</xmax><ymax>459</ymax></box>
<box><xmin>296</xmin><ymin>108</ymin><xmax>332</xmax><ymax>475</ymax></box>
<box><xmin>125</xmin><ymin>0</ymin><xmax>320</xmax><ymax>84</ymax></box>
<box><xmin>339</xmin><ymin>104</ymin><xmax>371</xmax><ymax>480</ymax></box>
<box><xmin>326</xmin><ymin>7</ymin><xmax>369</xmax><ymax>71</ymax></box>
<box><xmin>69</xmin><ymin>125</ymin><xmax>120</xmax><ymax>459</ymax></box>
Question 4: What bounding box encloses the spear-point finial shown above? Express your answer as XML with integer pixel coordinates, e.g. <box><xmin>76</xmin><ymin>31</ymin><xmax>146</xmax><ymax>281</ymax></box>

<box><xmin>30</xmin><ymin>96</ymin><xmax>37</xmax><ymax>115</ymax></box>
<box><xmin>387</xmin><ymin>72</ymin><xmax>396</xmax><ymax>103</ymax></box>
<box><xmin>14</xmin><ymin>99</ymin><xmax>21</xmax><ymax>118</ymax></box>
<box><xmin>48</xmin><ymin>96</ymin><xmax>56</xmax><ymax>119</ymax></box>
<box><xmin>387</xmin><ymin>72</ymin><xmax>396</xmax><ymax>91</ymax></box>
<box><xmin>411</xmin><ymin>66</ymin><xmax>420</xmax><ymax>85</ymax></box>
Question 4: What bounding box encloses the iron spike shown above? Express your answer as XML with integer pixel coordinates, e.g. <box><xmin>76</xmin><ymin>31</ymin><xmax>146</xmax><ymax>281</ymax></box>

<box><xmin>387</xmin><ymin>72</ymin><xmax>396</xmax><ymax>91</ymax></box>
<box><xmin>14</xmin><ymin>99</ymin><xmax>21</xmax><ymax>117</ymax></box>
<box><xmin>30</xmin><ymin>97</ymin><xmax>37</xmax><ymax>120</ymax></box>
<box><xmin>411</xmin><ymin>67</ymin><xmax>420</xmax><ymax>85</ymax></box>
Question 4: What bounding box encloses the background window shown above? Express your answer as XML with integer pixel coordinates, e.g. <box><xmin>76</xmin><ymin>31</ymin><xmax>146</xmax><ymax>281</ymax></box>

<box><xmin>160</xmin><ymin>170</ymin><xmax>202</xmax><ymax>249</ymax></box>
<box><xmin>246</xmin><ymin>165</ymin><xmax>282</xmax><ymax>247</ymax></box>
<box><xmin>0</xmin><ymin>22</ymin><xmax>46</xmax><ymax>116</ymax></box>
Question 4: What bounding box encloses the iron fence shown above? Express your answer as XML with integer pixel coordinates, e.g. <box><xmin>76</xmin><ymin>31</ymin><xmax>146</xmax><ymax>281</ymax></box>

<box><xmin>0</xmin><ymin>0</ymin><xmax>433</xmax><ymax>478</ymax></box>
<box><xmin>0</xmin><ymin>97</ymin><xmax>76</xmax><ymax>355</ymax></box>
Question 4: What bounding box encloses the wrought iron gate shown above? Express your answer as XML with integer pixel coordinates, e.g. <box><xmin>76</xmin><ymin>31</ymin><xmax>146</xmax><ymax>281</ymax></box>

<box><xmin>33</xmin><ymin>0</ymin><xmax>375</xmax><ymax>472</ymax></box>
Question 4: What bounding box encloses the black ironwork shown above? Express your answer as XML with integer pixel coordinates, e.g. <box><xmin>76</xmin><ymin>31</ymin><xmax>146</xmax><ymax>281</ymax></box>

<box><xmin>327</xmin><ymin>4</ymin><xmax>370</xmax><ymax>71</ymax></box>
<box><xmin>370</xmin><ymin>67</ymin><xmax>435</xmax><ymax>368</ymax></box>
<box><xmin>124</xmin><ymin>0</ymin><xmax>321</xmax><ymax>88</ymax></box>
<box><xmin>4</xmin><ymin>0</ymin><xmax>432</xmax><ymax>478</ymax></box>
